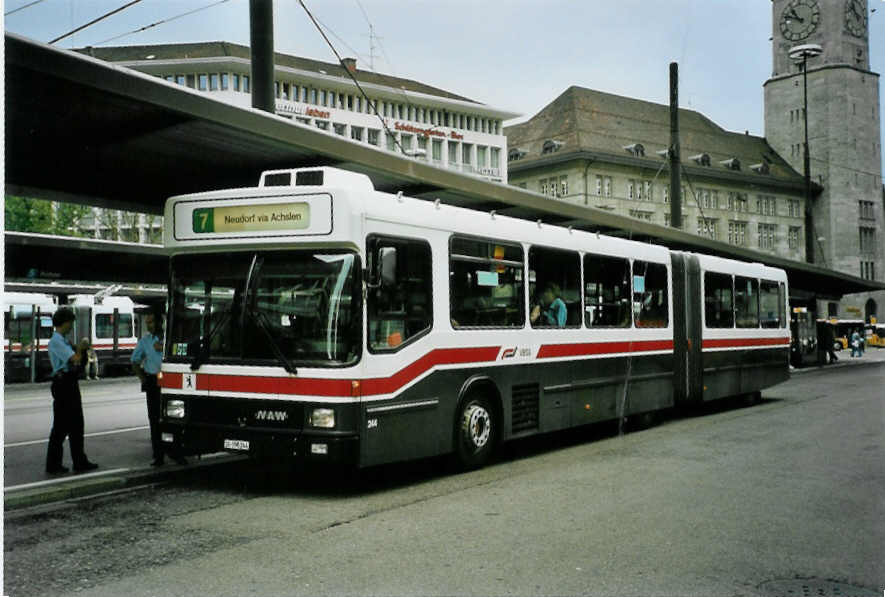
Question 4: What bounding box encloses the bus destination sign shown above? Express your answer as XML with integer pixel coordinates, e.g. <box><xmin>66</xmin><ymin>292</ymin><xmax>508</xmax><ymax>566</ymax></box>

<box><xmin>192</xmin><ymin>203</ymin><xmax>311</xmax><ymax>234</ymax></box>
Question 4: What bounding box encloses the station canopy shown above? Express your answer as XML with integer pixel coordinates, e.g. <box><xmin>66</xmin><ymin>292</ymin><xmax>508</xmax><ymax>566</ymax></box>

<box><xmin>5</xmin><ymin>32</ymin><xmax>883</xmax><ymax>296</ymax></box>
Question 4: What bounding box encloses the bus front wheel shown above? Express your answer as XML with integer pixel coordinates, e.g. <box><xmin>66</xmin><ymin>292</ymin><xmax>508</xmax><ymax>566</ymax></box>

<box><xmin>455</xmin><ymin>395</ymin><xmax>497</xmax><ymax>470</ymax></box>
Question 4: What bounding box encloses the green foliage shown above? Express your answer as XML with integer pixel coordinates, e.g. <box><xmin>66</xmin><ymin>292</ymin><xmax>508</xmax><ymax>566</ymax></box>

<box><xmin>5</xmin><ymin>196</ymin><xmax>53</xmax><ymax>233</ymax></box>
<box><xmin>4</xmin><ymin>196</ymin><xmax>90</xmax><ymax>237</ymax></box>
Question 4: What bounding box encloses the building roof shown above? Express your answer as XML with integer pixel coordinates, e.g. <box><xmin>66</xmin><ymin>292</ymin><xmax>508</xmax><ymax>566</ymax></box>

<box><xmin>505</xmin><ymin>86</ymin><xmax>804</xmax><ymax>185</ymax></box>
<box><xmin>79</xmin><ymin>41</ymin><xmax>481</xmax><ymax>106</ymax></box>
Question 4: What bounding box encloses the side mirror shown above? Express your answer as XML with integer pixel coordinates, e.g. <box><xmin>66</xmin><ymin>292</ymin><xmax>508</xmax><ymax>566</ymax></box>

<box><xmin>379</xmin><ymin>247</ymin><xmax>397</xmax><ymax>287</ymax></box>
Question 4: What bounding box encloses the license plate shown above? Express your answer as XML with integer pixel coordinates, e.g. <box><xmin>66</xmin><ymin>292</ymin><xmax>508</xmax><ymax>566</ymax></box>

<box><xmin>223</xmin><ymin>439</ymin><xmax>250</xmax><ymax>451</ymax></box>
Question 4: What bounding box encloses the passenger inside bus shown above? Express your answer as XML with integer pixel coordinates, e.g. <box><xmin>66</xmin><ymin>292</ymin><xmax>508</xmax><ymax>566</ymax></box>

<box><xmin>530</xmin><ymin>284</ymin><xmax>567</xmax><ymax>327</ymax></box>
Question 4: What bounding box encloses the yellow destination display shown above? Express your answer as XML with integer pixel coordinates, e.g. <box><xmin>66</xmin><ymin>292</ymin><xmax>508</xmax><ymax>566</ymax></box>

<box><xmin>192</xmin><ymin>202</ymin><xmax>310</xmax><ymax>233</ymax></box>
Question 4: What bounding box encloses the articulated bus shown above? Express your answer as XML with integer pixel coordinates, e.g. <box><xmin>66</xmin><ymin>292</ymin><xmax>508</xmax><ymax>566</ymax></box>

<box><xmin>159</xmin><ymin>167</ymin><xmax>790</xmax><ymax>470</ymax></box>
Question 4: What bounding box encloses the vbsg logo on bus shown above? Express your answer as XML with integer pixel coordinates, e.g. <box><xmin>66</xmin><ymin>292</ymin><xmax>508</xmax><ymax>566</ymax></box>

<box><xmin>192</xmin><ymin>202</ymin><xmax>311</xmax><ymax>234</ymax></box>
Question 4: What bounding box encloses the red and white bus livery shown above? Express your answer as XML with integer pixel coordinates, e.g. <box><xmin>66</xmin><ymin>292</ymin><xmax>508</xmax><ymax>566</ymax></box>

<box><xmin>159</xmin><ymin>167</ymin><xmax>790</xmax><ymax>469</ymax></box>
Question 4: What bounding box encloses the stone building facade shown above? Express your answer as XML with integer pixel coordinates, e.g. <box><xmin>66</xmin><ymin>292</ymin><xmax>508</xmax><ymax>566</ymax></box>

<box><xmin>505</xmin><ymin>86</ymin><xmax>809</xmax><ymax>261</ymax></box>
<box><xmin>764</xmin><ymin>0</ymin><xmax>883</xmax><ymax>322</ymax></box>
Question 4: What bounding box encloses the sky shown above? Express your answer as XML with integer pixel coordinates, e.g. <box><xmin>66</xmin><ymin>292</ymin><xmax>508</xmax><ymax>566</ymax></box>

<box><xmin>4</xmin><ymin>0</ymin><xmax>885</xmax><ymax>174</ymax></box>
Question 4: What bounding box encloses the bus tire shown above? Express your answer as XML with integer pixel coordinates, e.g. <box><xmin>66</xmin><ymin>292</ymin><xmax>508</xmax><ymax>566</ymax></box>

<box><xmin>454</xmin><ymin>394</ymin><xmax>498</xmax><ymax>470</ymax></box>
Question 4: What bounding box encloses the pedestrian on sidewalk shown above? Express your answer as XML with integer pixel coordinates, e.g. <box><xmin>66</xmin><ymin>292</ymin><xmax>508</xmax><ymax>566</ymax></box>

<box><xmin>45</xmin><ymin>307</ymin><xmax>99</xmax><ymax>474</ymax></box>
<box><xmin>850</xmin><ymin>329</ymin><xmax>862</xmax><ymax>358</ymax></box>
<box><xmin>132</xmin><ymin>310</ymin><xmax>186</xmax><ymax>467</ymax></box>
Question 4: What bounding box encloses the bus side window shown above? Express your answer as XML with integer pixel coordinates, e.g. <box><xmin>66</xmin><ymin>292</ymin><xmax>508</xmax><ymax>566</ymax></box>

<box><xmin>735</xmin><ymin>276</ymin><xmax>760</xmax><ymax>328</ymax></box>
<box><xmin>759</xmin><ymin>280</ymin><xmax>782</xmax><ymax>329</ymax></box>
<box><xmin>633</xmin><ymin>261</ymin><xmax>669</xmax><ymax>328</ymax></box>
<box><xmin>584</xmin><ymin>254</ymin><xmax>630</xmax><ymax>328</ymax></box>
<box><xmin>528</xmin><ymin>246</ymin><xmax>580</xmax><ymax>328</ymax></box>
<box><xmin>704</xmin><ymin>272</ymin><xmax>734</xmax><ymax>328</ymax></box>
<box><xmin>367</xmin><ymin>235</ymin><xmax>432</xmax><ymax>351</ymax></box>
<box><xmin>449</xmin><ymin>237</ymin><xmax>524</xmax><ymax>328</ymax></box>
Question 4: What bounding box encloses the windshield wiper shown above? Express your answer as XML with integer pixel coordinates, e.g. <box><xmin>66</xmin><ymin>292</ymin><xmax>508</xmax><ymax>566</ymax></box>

<box><xmin>247</xmin><ymin>308</ymin><xmax>298</xmax><ymax>375</ymax></box>
<box><xmin>189</xmin><ymin>308</ymin><xmax>232</xmax><ymax>371</ymax></box>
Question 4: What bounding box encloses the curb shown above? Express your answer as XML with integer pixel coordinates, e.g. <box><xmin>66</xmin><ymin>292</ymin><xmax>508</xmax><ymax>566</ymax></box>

<box><xmin>4</xmin><ymin>454</ymin><xmax>244</xmax><ymax>512</ymax></box>
<box><xmin>791</xmin><ymin>355</ymin><xmax>885</xmax><ymax>374</ymax></box>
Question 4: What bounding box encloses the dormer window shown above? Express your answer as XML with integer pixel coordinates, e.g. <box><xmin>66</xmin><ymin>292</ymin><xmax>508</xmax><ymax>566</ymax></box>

<box><xmin>750</xmin><ymin>162</ymin><xmax>770</xmax><ymax>175</ymax></box>
<box><xmin>689</xmin><ymin>153</ymin><xmax>711</xmax><ymax>166</ymax></box>
<box><xmin>542</xmin><ymin>140</ymin><xmax>564</xmax><ymax>154</ymax></box>
<box><xmin>720</xmin><ymin>157</ymin><xmax>741</xmax><ymax>170</ymax></box>
<box><xmin>623</xmin><ymin>143</ymin><xmax>645</xmax><ymax>157</ymax></box>
<box><xmin>508</xmin><ymin>148</ymin><xmax>528</xmax><ymax>162</ymax></box>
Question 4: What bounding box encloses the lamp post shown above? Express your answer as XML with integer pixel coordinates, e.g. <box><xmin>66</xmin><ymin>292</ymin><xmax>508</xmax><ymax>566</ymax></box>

<box><xmin>789</xmin><ymin>43</ymin><xmax>822</xmax><ymax>264</ymax></box>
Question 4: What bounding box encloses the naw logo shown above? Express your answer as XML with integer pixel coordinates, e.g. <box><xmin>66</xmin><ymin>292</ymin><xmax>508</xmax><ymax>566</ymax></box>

<box><xmin>501</xmin><ymin>347</ymin><xmax>517</xmax><ymax>360</ymax></box>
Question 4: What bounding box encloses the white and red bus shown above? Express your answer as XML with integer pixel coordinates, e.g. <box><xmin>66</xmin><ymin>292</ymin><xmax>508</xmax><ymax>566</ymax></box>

<box><xmin>3</xmin><ymin>292</ymin><xmax>57</xmax><ymax>382</ymax></box>
<box><xmin>159</xmin><ymin>167</ymin><xmax>789</xmax><ymax>469</ymax></box>
<box><xmin>68</xmin><ymin>294</ymin><xmax>139</xmax><ymax>376</ymax></box>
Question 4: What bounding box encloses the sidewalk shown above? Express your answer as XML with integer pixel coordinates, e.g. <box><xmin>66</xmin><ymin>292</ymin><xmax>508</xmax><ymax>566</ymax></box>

<box><xmin>792</xmin><ymin>345</ymin><xmax>885</xmax><ymax>373</ymax></box>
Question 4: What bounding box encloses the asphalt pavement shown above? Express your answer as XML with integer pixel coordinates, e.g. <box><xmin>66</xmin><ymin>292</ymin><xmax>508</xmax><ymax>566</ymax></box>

<box><xmin>4</xmin><ymin>348</ymin><xmax>884</xmax><ymax>511</ymax></box>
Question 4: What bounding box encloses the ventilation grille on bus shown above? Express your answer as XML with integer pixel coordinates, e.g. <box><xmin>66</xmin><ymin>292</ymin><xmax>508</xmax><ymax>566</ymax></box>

<box><xmin>511</xmin><ymin>383</ymin><xmax>540</xmax><ymax>434</ymax></box>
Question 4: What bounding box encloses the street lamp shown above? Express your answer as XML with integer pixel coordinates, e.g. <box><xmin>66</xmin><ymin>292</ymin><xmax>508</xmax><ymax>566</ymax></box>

<box><xmin>789</xmin><ymin>43</ymin><xmax>822</xmax><ymax>264</ymax></box>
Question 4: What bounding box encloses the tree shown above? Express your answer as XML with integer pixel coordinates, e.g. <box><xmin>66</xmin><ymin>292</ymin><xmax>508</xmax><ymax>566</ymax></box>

<box><xmin>5</xmin><ymin>196</ymin><xmax>53</xmax><ymax>233</ymax></box>
<box><xmin>50</xmin><ymin>202</ymin><xmax>91</xmax><ymax>237</ymax></box>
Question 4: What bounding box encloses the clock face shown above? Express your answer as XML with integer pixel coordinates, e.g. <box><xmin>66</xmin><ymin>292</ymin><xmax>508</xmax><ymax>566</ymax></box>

<box><xmin>780</xmin><ymin>0</ymin><xmax>821</xmax><ymax>41</ymax></box>
<box><xmin>844</xmin><ymin>0</ymin><xmax>867</xmax><ymax>37</ymax></box>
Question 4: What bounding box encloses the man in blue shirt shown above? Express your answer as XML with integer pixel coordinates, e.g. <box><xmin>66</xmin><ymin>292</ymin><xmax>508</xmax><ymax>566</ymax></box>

<box><xmin>45</xmin><ymin>307</ymin><xmax>99</xmax><ymax>474</ymax></box>
<box><xmin>530</xmin><ymin>284</ymin><xmax>568</xmax><ymax>327</ymax></box>
<box><xmin>132</xmin><ymin>311</ymin><xmax>186</xmax><ymax>466</ymax></box>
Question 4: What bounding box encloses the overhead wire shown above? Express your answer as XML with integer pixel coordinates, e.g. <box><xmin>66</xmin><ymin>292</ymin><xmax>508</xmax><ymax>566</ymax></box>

<box><xmin>297</xmin><ymin>0</ymin><xmax>408</xmax><ymax>155</ymax></box>
<box><xmin>94</xmin><ymin>0</ymin><xmax>232</xmax><ymax>46</ymax></box>
<box><xmin>49</xmin><ymin>0</ymin><xmax>143</xmax><ymax>45</ymax></box>
<box><xmin>4</xmin><ymin>0</ymin><xmax>47</xmax><ymax>17</ymax></box>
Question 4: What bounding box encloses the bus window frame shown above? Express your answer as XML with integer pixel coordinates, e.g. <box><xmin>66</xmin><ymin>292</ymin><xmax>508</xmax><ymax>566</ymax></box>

<box><xmin>366</xmin><ymin>234</ymin><xmax>434</xmax><ymax>354</ymax></box>
<box><xmin>449</xmin><ymin>234</ymin><xmax>525</xmax><ymax>330</ymax></box>
<box><xmin>528</xmin><ymin>245</ymin><xmax>581</xmax><ymax>329</ymax></box>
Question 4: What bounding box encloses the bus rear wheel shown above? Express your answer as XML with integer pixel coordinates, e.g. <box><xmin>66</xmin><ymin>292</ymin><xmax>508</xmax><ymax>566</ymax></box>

<box><xmin>455</xmin><ymin>395</ymin><xmax>497</xmax><ymax>470</ymax></box>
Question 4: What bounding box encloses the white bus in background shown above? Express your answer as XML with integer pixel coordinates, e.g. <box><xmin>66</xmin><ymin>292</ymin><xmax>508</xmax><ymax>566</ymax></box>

<box><xmin>3</xmin><ymin>292</ymin><xmax>58</xmax><ymax>382</ymax></box>
<box><xmin>68</xmin><ymin>294</ymin><xmax>139</xmax><ymax>376</ymax></box>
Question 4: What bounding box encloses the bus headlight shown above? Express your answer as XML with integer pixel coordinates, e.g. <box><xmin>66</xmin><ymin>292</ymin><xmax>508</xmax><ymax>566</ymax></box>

<box><xmin>309</xmin><ymin>407</ymin><xmax>335</xmax><ymax>428</ymax></box>
<box><xmin>166</xmin><ymin>399</ymin><xmax>186</xmax><ymax>419</ymax></box>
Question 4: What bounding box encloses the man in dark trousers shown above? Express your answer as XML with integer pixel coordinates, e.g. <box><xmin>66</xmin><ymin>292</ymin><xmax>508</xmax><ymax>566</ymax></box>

<box><xmin>45</xmin><ymin>307</ymin><xmax>99</xmax><ymax>474</ymax></box>
<box><xmin>132</xmin><ymin>311</ymin><xmax>186</xmax><ymax>466</ymax></box>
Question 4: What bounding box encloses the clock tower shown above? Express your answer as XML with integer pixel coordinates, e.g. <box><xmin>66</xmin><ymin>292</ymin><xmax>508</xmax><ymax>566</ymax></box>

<box><xmin>764</xmin><ymin>0</ymin><xmax>882</xmax><ymax>279</ymax></box>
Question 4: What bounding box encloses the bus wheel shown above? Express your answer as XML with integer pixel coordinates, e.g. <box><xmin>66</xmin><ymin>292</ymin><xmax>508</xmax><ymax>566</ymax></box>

<box><xmin>455</xmin><ymin>396</ymin><xmax>497</xmax><ymax>470</ymax></box>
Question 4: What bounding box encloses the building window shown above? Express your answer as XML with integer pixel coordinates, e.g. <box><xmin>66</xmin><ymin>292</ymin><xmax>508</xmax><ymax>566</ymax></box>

<box><xmin>860</xmin><ymin>200</ymin><xmax>875</xmax><ymax>219</ymax></box>
<box><xmin>644</xmin><ymin>181</ymin><xmax>653</xmax><ymax>202</ymax></box>
<box><xmin>662</xmin><ymin>186</ymin><xmax>669</xmax><ymax>203</ymax></box>
<box><xmin>333</xmin><ymin>123</ymin><xmax>346</xmax><ymax>136</ymax></box>
<box><xmin>788</xmin><ymin>226</ymin><xmax>801</xmax><ymax>249</ymax></box>
<box><xmin>186</xmin><ymin>74</ymin><xmax>196</xmax><ymax>88</ymax></box>
<box><xmin>758</xmin><ymin>223</ymin><xmax>777</xmax><ymax>249</ymax></box>
<box><xmin>560</xmin><ymin>175</ymin><xmax>568</xmax><ymax>197</ymax></box>
<box><xmin>595</xmin><ymin>175</ymin><xmax>603</xmax><ymax>196</ymax></box>
<box><xmin>368</xmin><ymin>129</ymin><xmax>380</xmax><ymax>146</ymax></box>
<box><xmin>220</xmin><ymin>73</ymin><xmax>229</xmax><ymax>91</ymax></box>
<box><xmin>629</xmin><ymin>210</ymin><xmax>654</xmax><ymax>221</ymax></box>
<box><xmin>387</xmin><ymin>133</ymin><xmax>398</xmax><ymax>151</ymax></box>
<box><xmin>787</xmin><ymin>199</ymin><xmax>801</xmax><ymax>218</ymax></box>
<box><xmin>432</xmin><ymin>139</ymin><xmax>443</xmax><ymax>161</ymax></box>
<box><xmin>243</xmin><ymin>75</ymin><xmax>250</xmax><ymax>93</ymax></box>
<box><xmin>176</xmin><ymin>74</ymin><xmax>186</xmax><ymax>86</ymax></box>
<box><xmin>315</xmin><ymin>120</ymin><xmax>329</xmax><ymax>131</ymax></box>
<box><xmin>728</xmin><ymin>221</ymin><xmax>747</xmax><ymax>246</ymax></box>
<box><xmin>860</xmin><ymin>226</ymin><xmax>876</xmax><ymax>254</ymax></box>
<box><xmin>860</xmin><ymin>260</ymin><xmax>876</xmax><ymax>280</ymax></box>
<box><xmin>627</xmin><ymin>180</ymin><xmax>635</xmax><ymax>200</ymax></box>
<box><xmin>351</xmin><ymin>126</ymin><xmax>364</xmax><ymax>142</ymax></box>
<box><xmin>603</xmin><ymin>176</ymin><xmax>612</xmax><ymax>197</ymax></box>
<box><xmin>697</xmin><ymin>218</ymin><xmax>718</xmax><ymax>240</ymax></box>
<box><xmin>490</xmin><ymin>147</ymin><xmax>500</xmax><ymax>170</ymax></box>
<box><xmin>756</xmin><ymin>195</ymin><xmax>776</xmax><ymax>216</ymax></box>
<box><xmin>198</xmin><ymin>74</ymin><xmax>208</xmax><ymax>91</ymax></box>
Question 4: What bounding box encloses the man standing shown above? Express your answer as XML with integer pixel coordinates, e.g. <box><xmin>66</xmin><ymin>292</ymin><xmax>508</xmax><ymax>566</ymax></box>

<box><xmin>132</xmin><ymin>311</ymin><xmax>186</xmax><ymax>466</ymax></box>
<box><xmin>45</xmin><ymin>307</ymin><xmax>99</xmax><ymax>474</ymax></box>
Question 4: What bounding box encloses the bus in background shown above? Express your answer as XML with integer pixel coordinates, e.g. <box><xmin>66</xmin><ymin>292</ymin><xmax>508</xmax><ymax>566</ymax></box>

<box><xmin>867</xmin><ymin>322</ymin><xmax>885</xmax><ymax>348</ymax></box>
<box><xmin>68</xmin><ymin>294</ymin><xmax>139</xmax><ymax>376</ymax></box>
<box><xmin>158</xmin><ymin>166</ymin><xmax>790</xmax><ymax>471</ymax></box>
<box><xmin>3</xmin><ymin>292</ymin><xmax>58</xmax><ymax>382</ymax></box>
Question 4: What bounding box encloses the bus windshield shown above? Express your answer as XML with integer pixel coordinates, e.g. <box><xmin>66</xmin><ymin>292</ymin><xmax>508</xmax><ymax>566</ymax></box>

<box><xmin>168</xmin><ymin>251</ymin><xmax>361</xmax><ymax>367</ymax></box>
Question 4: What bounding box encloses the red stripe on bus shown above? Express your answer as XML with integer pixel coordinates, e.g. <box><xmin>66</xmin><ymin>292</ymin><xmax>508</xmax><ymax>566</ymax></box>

<box><xmin>537</xmin><ymin>340</ymin><xmax>674</xmax><ymax>359</ymax></box>
<box><xmin>360</xmin><ymin>346</ymin><xmax>501</xmax><ymax>396</ymax></box>
<box><xmin>702</xmin><ymin>337</ymin><xmax>790</xmax><ymax>349</ymax></box>
<box><xmin>159</xmin><ymin>346</ymin><xmax>501</xmax><ymax>397</ymax></box>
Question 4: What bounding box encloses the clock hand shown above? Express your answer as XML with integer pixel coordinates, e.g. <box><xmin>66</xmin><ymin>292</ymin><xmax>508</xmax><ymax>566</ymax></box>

<box><xmin>787</xmin><ymin>8</ymin><xmax>804</xmax><ymax>22</ymax></box>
